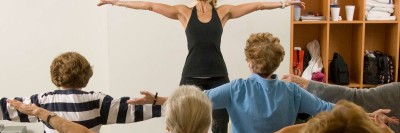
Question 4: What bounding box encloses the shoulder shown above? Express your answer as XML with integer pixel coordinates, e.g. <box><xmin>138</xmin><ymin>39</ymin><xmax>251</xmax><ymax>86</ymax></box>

<box><xmin>210</xmin><ymin>78</ymin><xmax>245</xmax><ymax>92</ymax></box>
<box><xmin>174</xmin><ymin>5</ymin><xmax>191</xmax><ymax>11</ymax></box>
<box><xmin>217</xmin><ymin>4</ymin><xmax>234</xmax><ymax>11</ymax></box>
<box><xmin>216</xmin><ymin>5</ymin><xmax>234</xmax><ymax>14</ymax></box>
<box><xmin>87</xmin><ymin>91</ymin><xmax>112</xmax><ymax>100</ymax></box>
<box><xmin>174</xmin><ymin>5</ymin><xmax>192</xmax><ymax>17</ymax></box>
<box><xmin>228</xmin><ymin>78</ymin><xmax>257</xmax><ymax>92</ymax></box>
<box><xmin>277</xmin><ymin>80</ymin><xmax>301</xmax><ymax>92</ymax></box>
<box><xmin>231</xmin><ymin>78</ymin><xmax>247</xmax><ymax>85</ymax></box>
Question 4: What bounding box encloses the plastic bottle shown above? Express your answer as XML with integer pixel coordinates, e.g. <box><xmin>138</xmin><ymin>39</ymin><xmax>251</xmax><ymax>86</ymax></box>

<box><xmin>330</xmin><ymin>0</ymin><xmax>339</xmax><ymax>8</ymax></box>
<box><xmin>330</xmin><ymin>0</ymin><xmax>340</xmax><ymax>21</ymax></box>
<box><xmin>294</xmin><ymin>0</ymin><xmax>301</xmax><ymax>21</ymax></box>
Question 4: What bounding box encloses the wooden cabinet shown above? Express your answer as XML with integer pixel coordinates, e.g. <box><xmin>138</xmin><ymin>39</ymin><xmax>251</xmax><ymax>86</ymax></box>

<box><xmin>290</xmin><ymin>0</ymin><xmax>400</xmax><ymax>88</ymax></box>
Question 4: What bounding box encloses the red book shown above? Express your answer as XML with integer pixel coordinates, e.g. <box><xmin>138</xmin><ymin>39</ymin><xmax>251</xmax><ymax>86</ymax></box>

<box><xmin>293</xmin><ymin>48</ymin><xmax>304</xmax><ymax>76</ymax></box>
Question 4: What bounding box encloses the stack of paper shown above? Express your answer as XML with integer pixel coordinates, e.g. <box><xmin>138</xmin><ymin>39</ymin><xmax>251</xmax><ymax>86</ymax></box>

<box><xmin>301</xmin><ymin>15</ymin><xmax>326</xmax><ymax>21</ymax></box>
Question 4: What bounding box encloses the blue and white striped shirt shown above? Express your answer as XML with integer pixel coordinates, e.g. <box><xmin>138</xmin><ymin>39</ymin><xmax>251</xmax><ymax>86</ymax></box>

<box><xmin>0</xmin><ymin>89</ymin><xmax>162</xmax><ymax>133</ymax></box>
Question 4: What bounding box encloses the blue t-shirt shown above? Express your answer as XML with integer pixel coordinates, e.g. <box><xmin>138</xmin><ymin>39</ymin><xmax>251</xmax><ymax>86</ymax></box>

<box><xmin>205</xmin><ymin>74</ymin><xmax>334</xmax><ymax>133</ymax></box>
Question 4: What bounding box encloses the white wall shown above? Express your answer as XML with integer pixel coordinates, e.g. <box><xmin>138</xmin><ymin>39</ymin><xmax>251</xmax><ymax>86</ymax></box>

<box><xmin>107</xmin><ymin>0</ymin><xmax>290</xmax><ymax>132</ymax></box>
<box><xmin>0</xmin><ymin>1</ymin><xmax>110</xmax><ymax>133</ymax></box>
<box><xmin>1</xmin><ymin>0</ymin><xmax>290</xmax><ymax>133</ymax></box>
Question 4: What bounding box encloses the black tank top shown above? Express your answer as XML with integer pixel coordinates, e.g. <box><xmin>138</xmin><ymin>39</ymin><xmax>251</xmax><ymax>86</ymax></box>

<box><xmin>182</xmin><ymin>6</ymin><xmax>228</xmax><ymax>77</ymax></box>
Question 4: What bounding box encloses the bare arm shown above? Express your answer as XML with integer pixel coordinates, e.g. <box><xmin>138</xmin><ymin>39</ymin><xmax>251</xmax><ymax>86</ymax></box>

<box><xmin>7</xmin><ymin>99</ymin><xmax>94</xmax><ymax>133</ymax></box>
<box><xmin>99</xmin><ymin>95</ymin><xmax>164</xmax><ymax>124</ymax></box>
<box><xmin>0</xmin><ymin>96</ymin><xmax>40</xmax><ymax>123</ymax></box>
<box><xmin>39</xmin><ymin>109</ymin><xmax>94</xmax><ymax>133</ymax></box>
<box><xmin>219</xmin><ymin>0</ymin><xmax>305</xmax><ymax>21</ymax></box>
<box><xmin>98</xmin><ymin>0</ymin><xmax>189</xmax><ymax>24</ymax></box>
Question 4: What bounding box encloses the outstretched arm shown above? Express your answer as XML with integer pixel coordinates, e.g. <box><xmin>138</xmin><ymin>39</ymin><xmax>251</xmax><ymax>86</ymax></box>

<box><xmin>127</xmin><ymin>91</ymin><xmax>167</xmax><ymax>105</ymax></box>
<box><xmin>283</xmin><ymin>74</ymin><xmax>400</xmax><ymax>111</ymax></box>
<box><xmin>99</xmin><ymin>94</ymin><xmax>165</xmax><ymax>124</ymax></box>
<box><xmin>296</xmin><ymin>82</ymin><xmax>335</xmax><ymax>115</ymax></box>
<box><xmin>0</xmin><ymin>95</ymin><xmax>40</xmax><ymax>123</ymax></box>
<box><xmin>98</xmin><ymin>0</ymin><xmax>187</xmax><ymax>20</ymax></box>
<box><xmin>220</xmin><ymin>0</ymin><xmax>305</xmax><ymax>20</ymax></box>
<box><xmin>8</xmin><ymin>99</ymin><xmax>94</xmax><ymax>133</ymax></box>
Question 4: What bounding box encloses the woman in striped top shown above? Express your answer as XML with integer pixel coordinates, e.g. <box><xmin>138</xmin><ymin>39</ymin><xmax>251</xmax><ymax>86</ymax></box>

<box><xmin>7</xmin><ymin>85</ymin><xmax>212</xmax><ymax>133</ymax></box>
<box><xmin>0</xmin><ymin>52</ymin><xmax>164</xmax><ymax>133</ymax></box>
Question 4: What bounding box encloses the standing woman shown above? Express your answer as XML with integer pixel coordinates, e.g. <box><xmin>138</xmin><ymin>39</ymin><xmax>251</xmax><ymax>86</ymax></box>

<box><xmin>98</xmin><ymin>0</ymin><xmax>305</xmax><ymax>132</ymax></box>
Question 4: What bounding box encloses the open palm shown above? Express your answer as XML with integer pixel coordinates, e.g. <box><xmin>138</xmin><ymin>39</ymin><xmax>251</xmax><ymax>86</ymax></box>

<box><xmin>127</xmin><ymin>91</ymin><xmax>155</xmax><ymax>105</ymax></box>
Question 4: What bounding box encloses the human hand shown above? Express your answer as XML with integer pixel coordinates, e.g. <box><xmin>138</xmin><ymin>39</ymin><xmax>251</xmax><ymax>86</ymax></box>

<box><xmin>7</xmin><ymin>99</ymin><xmax>40</xmax><ymax>116</ymax></box>
<box><xmin>286</xmin><ymin>0</ymin><xmax>305</xmax><ymax>9</ymax></box>
<box><xmin>369</xmin><ymin>109</ymin><xmax>397</xmax><ymax>133</ymax></box>
<box><xmin>282</xmin><ymin>74</ymin><xmax>309</xmax><ymax>88</ymax></box>
<box><xmin>127</xmin><ymin>91</ymin><xmax>156</xmax><ymax>105</ymax></box>
<box><xmin>98</xmin><ymin>0</ymin><xmax>119</xmax><ymax>6</ymax></box>
<box><xmin>368</xmin><ymin>109</ymin><xmax>400</xmax><ymax>125</ymax></box>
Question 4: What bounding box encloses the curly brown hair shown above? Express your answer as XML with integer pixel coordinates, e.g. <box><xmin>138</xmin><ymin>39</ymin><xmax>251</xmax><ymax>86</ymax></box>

<box><xmin>50</xmin><ymin>52</ymin><xmax>93</xmax><ymax>89</ymax></box>
<box><xmin>245</xmin><ymin>32</ymin><xmax>285</xmax><ymax>77</ymax></box>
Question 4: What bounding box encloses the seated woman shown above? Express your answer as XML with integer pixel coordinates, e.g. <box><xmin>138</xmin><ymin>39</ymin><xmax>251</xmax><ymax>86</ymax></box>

<box><xmin>130</xmin><ymin>32</ymin><xmax>334</xmax><ymax>133</ymax></box>
<box><xmin>7</xmin><ymin>85</ymin><xmax>212</xmax><ymax>133</ymax></box>
<box><xmin>276</xmin><ymin>100</ymin><xmax>396</xmax><ymax>133</ymax></box>
<box><xmin>0</xmin><ymin>52</ymin><xmax>162</xmax><ymax>133</ymax></box>
<box><xmin>282</xmin><ymin>74</ymin><xmax>400</xmax><ymax>132</ymax></box>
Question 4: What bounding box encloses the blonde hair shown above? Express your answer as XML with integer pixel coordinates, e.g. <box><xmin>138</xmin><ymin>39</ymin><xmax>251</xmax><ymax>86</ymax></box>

<box><xmin>300</xmin><ymin>100</ymin><xmax>383</xmax><ymax>133</ymax></box>
<box><xmin>50</xmin><ymin>52</ymin><xmax>93</xmax><ymax>89</ymax></box>
<box><xmin>165</xmin><ymin>85</ymin><xmax>212</xmax><ymax>133</ymax></box>
<box><xmin>245</xmin><ymin>32</ymin><xmax>285</xmax><ymax>77</ymax></box>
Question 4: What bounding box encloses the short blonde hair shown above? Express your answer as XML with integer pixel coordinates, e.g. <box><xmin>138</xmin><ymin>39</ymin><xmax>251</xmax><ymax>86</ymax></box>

<box><xmin>245</xmin><ymin>32</ymin><xmax>285</xmax><ymax>77</ymax></box>
<box><xmin>50</xmin><ymin>52</ymin><xmax>93</xmax><ymax>89</ymax></box>
<box><xmin>300</xmin><ymin>100</ymin><xmax>383</xmax><ymax>133</ymax></box>
<box><xmin>165</xmin><ymin>85</ymin><xmax>212</xmax><ymax>133</ymax></box>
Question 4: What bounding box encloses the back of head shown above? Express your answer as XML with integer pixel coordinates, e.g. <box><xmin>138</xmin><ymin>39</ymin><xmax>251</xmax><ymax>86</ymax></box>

<box><xmin>50</xmin><ymin>52</ymin><xmax>93</xmax><ymax>89</ymax></box>
<box><xmin>245</xmin><ymin>32</ymin><xmax>285</xmax><ymax>77</ymax></box>
<box><xmin>300</xmin><ymin>100</ymin><xmax>383</xmax><ymax>133</ymax></box>
<box><xmin>165</xmin><ymin>85</ymin><xmax>212</xmax><ymax>133</ymax></box>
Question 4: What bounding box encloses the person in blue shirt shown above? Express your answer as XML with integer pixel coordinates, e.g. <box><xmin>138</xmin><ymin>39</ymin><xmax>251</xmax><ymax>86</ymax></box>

<box><xmin>130</xmin><ymin>32</ymin><xmax>334</xmax><ymax>133</ymax></box>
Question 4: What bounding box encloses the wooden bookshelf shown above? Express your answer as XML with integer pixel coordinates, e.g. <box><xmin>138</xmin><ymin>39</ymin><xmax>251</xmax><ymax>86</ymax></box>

<box><xmin>290</xmin><ymin>0</ymin><xmax>400</xmax><ymax>88</ymax></box>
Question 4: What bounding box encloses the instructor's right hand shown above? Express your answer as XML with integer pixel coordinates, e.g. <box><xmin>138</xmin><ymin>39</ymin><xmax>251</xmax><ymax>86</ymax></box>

<box><xmin>98</xmin><ymin>0</ymin><xmax>119</xmax><ymax>6</ymax></box>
